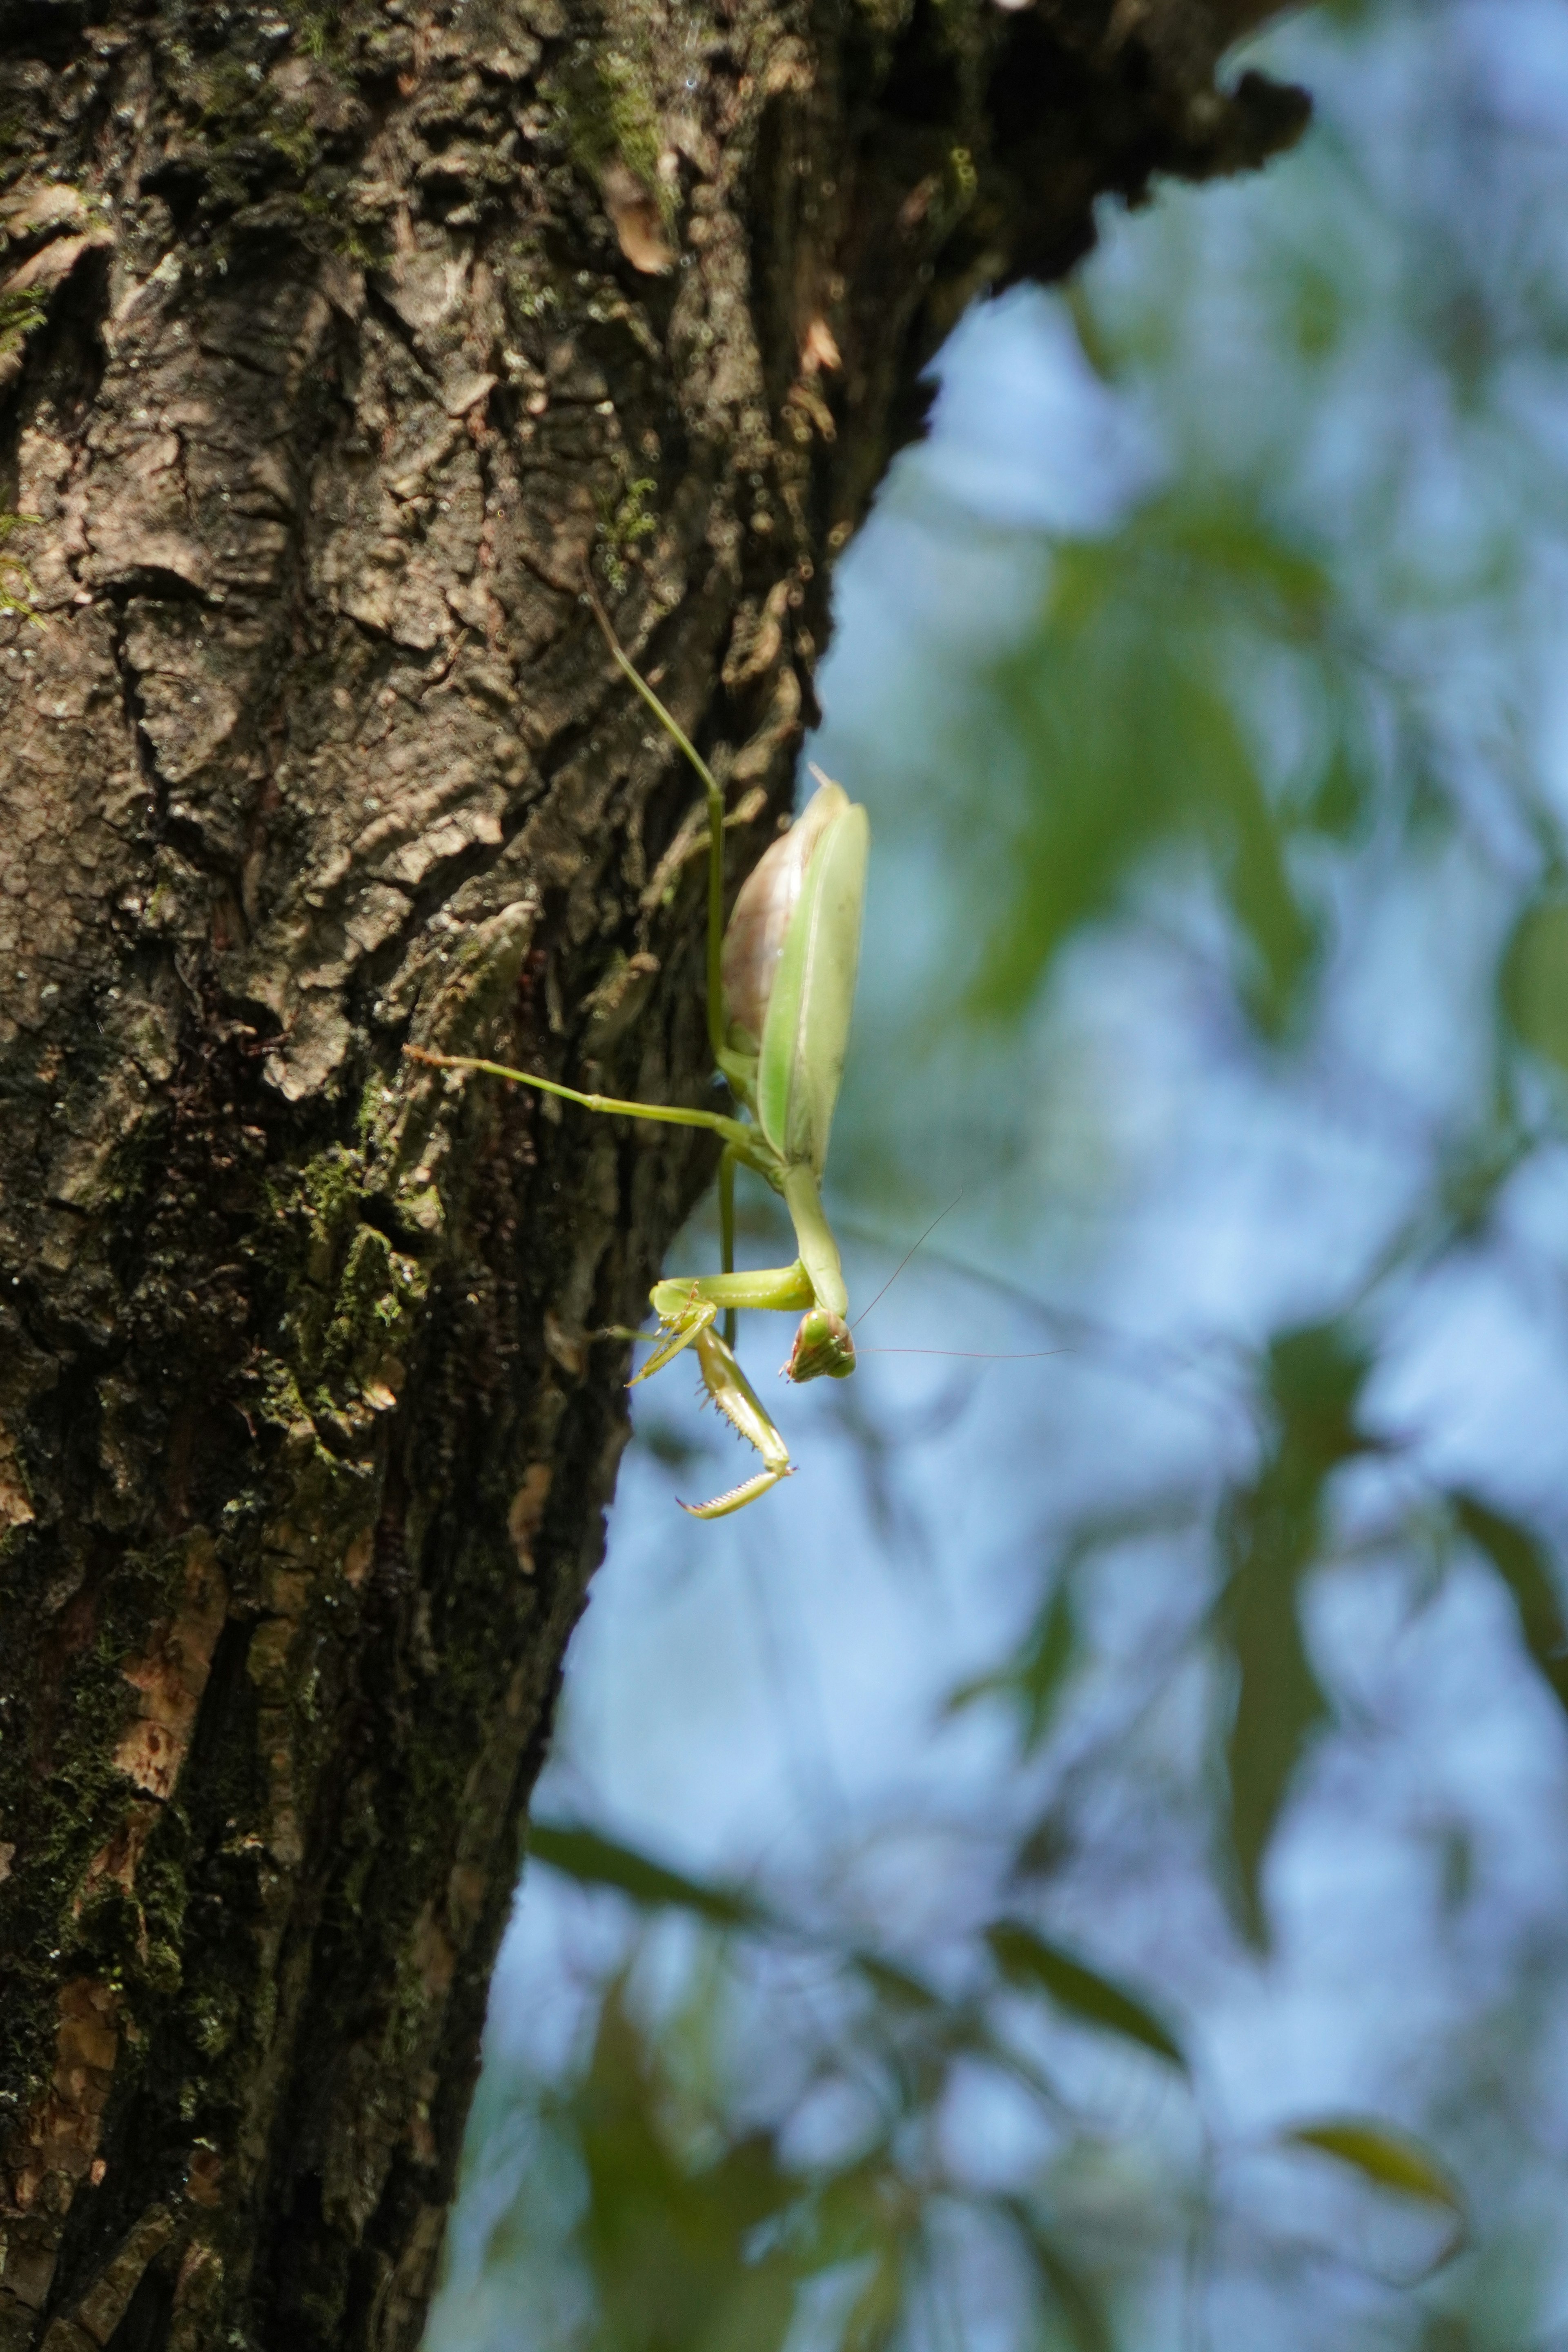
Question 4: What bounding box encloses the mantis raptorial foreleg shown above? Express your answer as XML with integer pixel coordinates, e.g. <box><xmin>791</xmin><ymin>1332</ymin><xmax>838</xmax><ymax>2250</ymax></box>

<box><xmin>405</xmin><ymin>589</ymin><xmax>869</xmax><ymax>1517</ymax></box>
<box><xmin>683</xmin><ymin>1328</ymin><xmax>794</xmax><ymax>1518</ymax></box>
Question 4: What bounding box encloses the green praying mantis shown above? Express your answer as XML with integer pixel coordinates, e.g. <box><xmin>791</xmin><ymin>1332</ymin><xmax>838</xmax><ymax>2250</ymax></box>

<box><xmin>408</xmin><ymin>593</ymin><xmax>870</xmax><ymax>1518</ymax></box>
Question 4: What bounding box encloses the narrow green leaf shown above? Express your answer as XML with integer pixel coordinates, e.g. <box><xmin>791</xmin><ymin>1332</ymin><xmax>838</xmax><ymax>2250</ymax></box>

<box><xmin>848</xmin><ymin>1951</ymin><xmax>945</xmax><ymax>2013</ymax></box>
<box><xmin>531</xmin><ymin>1826</ymin><xmax>960</xmax><ymax>2021</ymax></box>
<box><xmin>528</xmin><ymin>1820</ymin><xmax>772</xmax><ymax>1932</ymax></box>
<box><xmin>1502</xmin><ymin>892</ymin><xmax>1568</xmax><ymax>1074</ymax></box>
<box><xmin>968</xmin><ymin>490</ymin><xmax>1346</xmax><ymax>1036</ymax></box>
<box><xmin>1217</xmin><ymin>1320</ymin><xmax>1369</xmax><ymax>1944</ymax></box>
<box><xmin>572</xmin><ymin>1982</ymin><xmax>802</xmax><ymax>2352</ymax></box>
<box><xmin>949</xmin><ymin>1505</ymin><xmax>1196</xmax><ymax>1751</ymax></box>
<box><xmin>1002</xmin><ymin>2200</ymin><xmax>1113</xmax><ymax>2352</ymax></box>
<box><xmin>1018</xmin><ymin>1583</ymin><xmax>1078</xmax><ymax>1747</ymax></box>
<box><xmin>1185</xmin><ymin>673</ymin><xmax>1319</xmax><ymax>1035</ymax></box>
<box><xmin>1267</xmin><ymin>1319</ymin><xmax>1374</xmax><ymax>1468</ymax></box>
<box><xmin>1452</xmin><ymin>1492</ymin><xmax>1568</xmax><ymax>1719</ymax></box>
<box><xmin>806</xmin><ymin>2149</ymin><xmax>916</xmax><ymax>2272</ymax></box>
<box><xmin>1301</xmin><ymin>728</ymin><xmax>1368</xmax><ymax>840</ymax></box>
<box><xmin>1283</xmin><ymin>2119</ymin><xmax>1466</xmax><ymax>2261</ymax></box>
<box><xmin>839</xmin><ymin>2247</ymin><xmax>906</xmax><ymax>2352</ymax></box>
<box><xmin>986</xmin><ymin>1921</ymin><xmax>1186</xmax><ymax>2069</ymax></box>
<box><xmin>946</xmin><ymin>1581</ymin><xmax>1077</xmax><ymax>1752</ymax></box>
<box><xmin>1218</xmin><ymin>1517</ymin><xmax>1329</xmax><ymax>1946</ymax></box>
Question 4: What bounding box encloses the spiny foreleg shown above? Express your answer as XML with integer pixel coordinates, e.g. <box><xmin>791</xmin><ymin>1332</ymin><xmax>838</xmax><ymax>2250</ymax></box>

<box><xmin>625</xmin><ymin>1274</ymin><xmax>801</xmax><ymax>1516</ymax></box>
<box><xmin>681</xmin><ymin>1325</ymin><xmax>793</xmax><ymax>1519</ymax></box>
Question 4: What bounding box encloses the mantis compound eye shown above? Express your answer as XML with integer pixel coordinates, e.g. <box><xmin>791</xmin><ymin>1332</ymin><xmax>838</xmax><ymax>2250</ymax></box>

<box><xmin>787</xmin><ymin>1309</ymin><xmax>856</xmax><ymax>1384</ymax></box>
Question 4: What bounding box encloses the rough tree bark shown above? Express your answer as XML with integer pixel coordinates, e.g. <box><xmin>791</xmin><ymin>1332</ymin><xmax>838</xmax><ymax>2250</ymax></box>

<box><xmin>0</xmin><ymin>2</ymin><xmax>1303</xmax><ymax>2345</ymax></box>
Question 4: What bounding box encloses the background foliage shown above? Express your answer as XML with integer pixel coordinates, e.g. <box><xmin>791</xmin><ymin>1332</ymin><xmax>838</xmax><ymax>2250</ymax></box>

<box><xmin>426</xmin><ymin>2</ymin><xmax>1568</xmax><ymax>2345</ymax></box>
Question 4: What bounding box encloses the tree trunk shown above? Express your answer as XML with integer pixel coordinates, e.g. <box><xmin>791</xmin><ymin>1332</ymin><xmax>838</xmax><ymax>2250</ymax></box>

<box><xmin>0</xmin><ymin>4</ymin><xmax>1302</xmax><ymax>2345</ymax></box>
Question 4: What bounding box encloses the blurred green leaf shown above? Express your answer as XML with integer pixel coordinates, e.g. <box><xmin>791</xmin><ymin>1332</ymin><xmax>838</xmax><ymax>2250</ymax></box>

<box><xmin>1282</xmin><ymin>2118</ymin><xmax>1467</xmax><ymax>2260</ymax></box>
<box><xmin>846</xmin><ymin>1951</ymin><xmax>946</xmax><ymax>2013</ymax></box>
<box><xmin>803</xmin><ymin>2156</ymin><xmax>924</xmax><ymax>2352</ymax></box>
<box><xmin>1218</xmin><ymin>1321</ymin><xmax>1373</xmax><ymax>1944</ymax></box>
<box><xmin>1002</xmin><ymin>2200</ymin><xmax>1114</xmax><ymax>2352</ymax></box>
<box><xmin>987</xmin><ymin>1920</ymin><xmax>1186</xmax><ymax>2069</ymax></box>
<box><xmin>1284</xmin><ymin>253</ymin><xmax>1345</xmax><ymax>362</ymax></box>
<box><xmin>1300</xmin><ymin>727</ymin><xmax>1365</xmax><ymax>839</ymax></box>
<box><xmin>808</xmin><ymin>2152</ymin><xmax>907</xmax><ymax>2258</ymax></box>
<box><xmin>1452</xmin><ymin>1493</ymin><xmax>1568</xmax><ymax>1720</ymax></box>
<box><xmin>1217</xmin><ymin>1568</ymin><xmax>1327</xmax><ymax>1946</ymax></box>
<box><xmin>636</xmin><ymin>1417</ymin><xmax>710</xmax><ymax>1472</ymax></box>
<box><xmin>947</xmin><ymin>1580</ymin><xmax>1077</xmax><ymax>1751</ymax></box>
<box><xmin>533</xmin><ymin>1822</ymin><xmax>962</xmax><ymax>2024</ymax></box>
<box><xmin>838</xmin><ymin>2247</ymin><xmax>906</xmax><ymax>2352</ymax></box>
<box><xmin>970</xmin><ymin>492</ymin><xmax>1365</xmax><ymax>1038</ymax></box>
<box><xmin>530</xmin><ymin>1821</ymin><xmax>773</xmax><ymax>1933</ymax></box>
<box><xmin>575</xmin><ymin>1982</ymin><xmax>802</xmax><ymax>2352</ymax></box>
<box><xmin>1418</xmin><ymin>2316</ymin><xmax>1476</xmax><ymax>2352</ymax></box>
<box><xmin>1502</xmin><ymin>890</ymin><xmax>1568</xmax><ymax>1074</ymax></box>
<box><xmin>1265</xmin><ymin>1318</ymin><xmax>1375</xmax><ymax>1463</ymax></box>
<box><xmin>948</xmin><ymin>1503</ymin><xmax>1198</xmax><ymax>1753</ymax></box>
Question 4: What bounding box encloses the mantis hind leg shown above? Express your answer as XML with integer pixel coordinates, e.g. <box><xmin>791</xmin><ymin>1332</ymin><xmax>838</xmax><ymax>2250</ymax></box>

<box><xmin>718</xmin><ymin>1148</ymin><xmax>737</xmax><ymax>1348</ymax></box>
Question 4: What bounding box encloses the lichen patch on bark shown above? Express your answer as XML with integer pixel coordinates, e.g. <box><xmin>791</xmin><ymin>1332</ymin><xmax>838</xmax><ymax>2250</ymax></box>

<box><xmin>111</xmin><ymin>1540</ymin><xmax>228</xmax><ymax>1804</ymax></box>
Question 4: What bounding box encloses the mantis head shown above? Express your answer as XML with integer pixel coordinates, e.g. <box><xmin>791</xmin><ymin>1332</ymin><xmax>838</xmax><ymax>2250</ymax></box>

<box><xmin>787</xmin><ymin>1308</ymin><xmax>856</xmax><ymax>1384</ymax></box>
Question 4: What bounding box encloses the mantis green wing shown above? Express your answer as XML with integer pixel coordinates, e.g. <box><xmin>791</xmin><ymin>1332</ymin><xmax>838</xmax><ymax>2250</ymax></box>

<box><xmin>753</xmin><ymin>775</ymin><xmax>870</xmax><ymax>1178</ymax></box>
